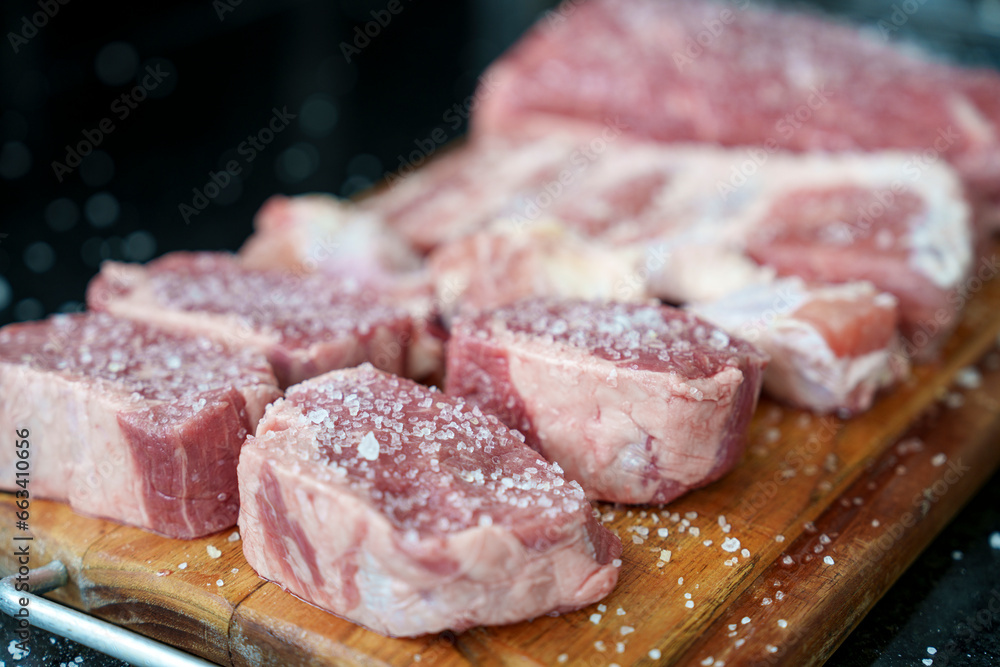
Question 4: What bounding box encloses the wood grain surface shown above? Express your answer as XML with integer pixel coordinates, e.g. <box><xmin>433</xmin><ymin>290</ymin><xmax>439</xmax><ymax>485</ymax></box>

<box><xmin>2</xmin><ymin>259</ymin><xmax>1000</xmax><ymax>666</ymax></box>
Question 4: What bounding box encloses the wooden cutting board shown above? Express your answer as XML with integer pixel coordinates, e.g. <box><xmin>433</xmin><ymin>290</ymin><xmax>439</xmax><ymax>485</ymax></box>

<box><xmin>3</xmin><ymin>259</ymin><xmax>1000</xmax><ymax>666</ymax></box>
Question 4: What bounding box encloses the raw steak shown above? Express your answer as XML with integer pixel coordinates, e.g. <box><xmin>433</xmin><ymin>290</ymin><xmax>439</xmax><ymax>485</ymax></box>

<box><xmin>689</xmin><ymin>279</ymin><xmax>905</xmax><ymax>414</ymax></box>
<box><xmin>365</xmin><ymin>126</ymin><xmax>971</xmax><ymax>350</ymax></box>
<box><xmin>238</xmin><ymin>364</ymin><xmax>621</xmax><ymax>637</ymax></box>
<box><xmin>240</xmin><ymin>195</ymin><xmax>445</xmax><ymax>382</ymax></box>
<box><xmin>428</xmin><ymin>221</ymin><xmax>651</xmax><ymax>321</ymax></box>
<box><xmin>473</xmin><ymin>0</ymin><xmax>1000</xmax><ymax>229</ymax></box>
<box><xmin>86</xmin><ymin>252</ymin><xmax>414</xmax><ymax>388</ymax></box>
<box><xmin>362</xmin><ymin>134</ymin><xmax>586</xmax><ymax>252</ymax></box>
<box><xmin>240</xmin><ymin>194</ymin><xmax>421</xmax><ymax>280</ymax></box>
<box><xmin>446</xmin><ymin>299</ymin><xmax>768</xmax><ymax>504</ymax></box>
<box><xmin>0</xmin><ymin>313</ymin><xmax>281</xmax><ymax>538</ymax></box>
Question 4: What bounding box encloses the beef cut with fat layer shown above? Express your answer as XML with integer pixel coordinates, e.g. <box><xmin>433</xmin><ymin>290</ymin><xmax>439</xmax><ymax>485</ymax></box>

<box><xmin>87</xmin><ymin>252</ymin><xmax>414</xmax><ymax>388</ymax></box>
<box><xmin>473</xmin><ymin>0</ymin><xmax>1000</xmax><ymax>230</ymax></box>
<box><xmin>446</xmin><ymin>299</ymin><xmax>768</xmax><ymax>504</ymax></box>
<box><xmin>0</xmin><ymin>313</ymin><xmax>281</xmax><ymax>538</ymax></box>
<box><xmin>689</xmin><ymin>279</ymin><xmax>906</xmax><ymax>414</ymax></box>
<box><xmin>238</xmin><ymin>364</ymin><xmax>621</xmax><ymax>637</ymax></box>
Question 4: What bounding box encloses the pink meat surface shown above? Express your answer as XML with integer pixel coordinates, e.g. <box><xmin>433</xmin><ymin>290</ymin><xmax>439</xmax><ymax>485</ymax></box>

<box><xmin>689</xmin><ymin>280</ymin><xmax>906</xmax><ymax>414</ymax></box>
<box><xmin>240</xmin><ymin>194</ymin><xmax>421</xmax><ymax>279</ymax></box>
<box><xmin>473</xmin><ymin>0</ymin><xmax>1000</xmax><ymax>228</ymax></box>
<box><xmin>362</xmin><ymin>135</ymin><xmax>585</xmax><ymax>252</ymax></box>
<box><xmin>86</xmin><ymin>252</ymin><xmax>414</xmax><ymax>388</ymax></box>
<box><xmin>0</xmin><ymin>313</ymin><xmax>281</xmax><ymax>538</ymax></box>
<box><xmin>446</xmin><ymin>299</ymin><xmax>767</xmax><ymax>504</ymax></box>
<box><xmin>239</xmin><ymin>195</ymin><xmax>445</xmax><ymax>382</ymax></box>
<box><xmin>363</xmin><ymin>127</ymin><xmax>971</xmax><ymax>351</ymax></box>
<box><xmin>428</xmin><ymin>221</ymin><xmax>650</xmax><ymax>321</ymax></box>
<box><xmin>238</xmin><ymin>364</ymin><xmax>621</xmax><ymax>637</ymax></box>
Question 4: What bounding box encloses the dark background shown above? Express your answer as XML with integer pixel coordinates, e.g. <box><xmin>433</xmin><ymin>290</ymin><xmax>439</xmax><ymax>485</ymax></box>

<box><xmin>1</xmin><ymin>0</ymin><xmax>999</xmax><ymax>664</ymax></box>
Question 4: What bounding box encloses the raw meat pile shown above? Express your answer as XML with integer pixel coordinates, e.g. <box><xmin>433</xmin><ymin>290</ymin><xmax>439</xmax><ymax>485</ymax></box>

<box><xmin>239</xmin><ymin>364</ymin><xmax>620</xmax><ymax>636</ymax></box>
<box><xmin>5</xmin><ymin>0</ymin><xmax>998</xmax><ymax>638</ymax></box>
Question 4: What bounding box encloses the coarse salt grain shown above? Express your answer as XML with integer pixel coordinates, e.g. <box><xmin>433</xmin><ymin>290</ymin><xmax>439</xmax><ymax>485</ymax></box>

<box><xmin>660</xmin><ymin>549</ymin><xmax>671</xmax><ymax>562</ymax></box>
<box><xmin>228</xmin><ymin>531</ymin><xmax>240</xmax><ymax>542</ymax></box>
<box><xmin>990</xmin><ymin>532</ymin><xmax>1000</xmax><ymax>549</ymax></box>
<box><xmin>701</xmin><ymin>657</ymin><xmax>714</xmax><ymax>666</ymax></box>
<box><xmin>678</xmin><ymin>577</ymin><xmax>684</xmax><ymax>585</ymax></box>
<box><xmin>741</xmin><ymin>548</ymin><xmax>750</xmax><ymax>558</ymax></box>
<box><xmin>931</xmin><ymin>453</ymin><xmax>947</xmax><ymax>467</ymax></box>
<box><xmin>594</xmin><ymin>640</ymin><xmax>606</xmax><ymax>652</ymax></box>
<box><xmin>649</xmin><ymin>649</ymin><xmax>662</xmax><ymax>659</ymax></box>
<box><xmin>616</xmin><ymin>607</ymin><xmax>626</xmax><ymax>616</ymax></box>
<box><xmin>721</xmin><ymin>537</ymin><xmax>740</xmax><ymax>553</ymax></box>
<box><xmin>598</xmin><ymin>604</ymin><xmax>607</xmax><ymax>612</ymax></box>
<box><xmin>778</xmin><ymin>619</ymin><xmax>787</xmax><ymax>628</ymax></box>
<box><xmin>557</xmin><ymin>654</ymin><xmax>568</xmax><ymax>663</ymax></box>
<box><xmin>685</xmin><ymin>600</ymin><xmax>694</xmax><ymax>608</ymax></box>
<box><xmin>620</xmin><ymin>626</ymin><xmax>634</xmax><ymax>636</ymax></box>
<box><xmin>658</xmin><ymin>528</ymin><xmax>669</xmax><ymax>538</ymax></box>
<box><xmin>590</xmin><ymin>613</ymin><xmax>602</xmax><ymax>624</ymax></box>
<box><xmin>207</xmin><ymin>545</ymin><xmax>222</xmax><ymax>559</ymax></box>
<box><xmin>178</xmin><ymin>562</ymin><xmax>187</xmax><ymax>570</ymax></box>
<box><xmin>613</xmin><ymin>558</ymin><xmax>622</xmax><ymax>567</ymax></box>
<box><xmin>927</xmin><ymin>647</ymin><xmax>937</xmax><ymax>655</ymax></box>
<box><xmin>216</xmin><ymin>579</ymin><xmax>224</xmax><ymax>586</ymax></box>
<box><xmin>824</xmin><ymin>556</ymin><xmax>835</xmax><ymax>565</ymax></box>
<box><xmin>775</xmin><ymin>535</ymin><xmax>785</xmax><ymax>543</ymax></box>
<box><xmin>741</xmin><ymin>617</ymin><xmax>751</xmax><ymax>624</ymax></box>
<box><xmin>922</xmin><ymin>660</ymin><xmax>933</xmax><ymax>666</ymax></box>
<box><xmin>735</xmin><ymin>638</ymin><xmax>745</xmax><ymax>648</ymax></box>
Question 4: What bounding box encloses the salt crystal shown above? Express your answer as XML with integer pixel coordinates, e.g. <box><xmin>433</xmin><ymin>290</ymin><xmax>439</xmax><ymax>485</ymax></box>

<box><xmin>823</xmin><ymin>556</ymin><xmax>835</xmax><ymax>565</ymax></box>
<box><xmin>616</xmin><ymin>642</ymin><xmax>625</xmax><ymax>654</ymax></box>
<box><xmin>178</xmin><ymin>562</ymin><xmax>188</xmax><ymax>569</ymax></box>
<box><xmin>206</xmin><ymin>546</ymin><xmax>222</xmax><ymax>559</ymax></box>
<box><xmin>721</xmin><ymin>537</ymin><xmax>741</xmax><ymax>553</ymax></box>
<box><xmin>766</xmin><ymin>645</ymin><xmax>778</xmax><ymax>654</ymax></box>
<box><xmin>689</xmin><ymin>527</ymin><xmax>701</xmax><ymax>537</ymax></box>
<box><xmin>620</xmin><ymin>626</ymin><xmax>634</xmax><ymax>636</ymax></box>
<box><xmin>616</xmin><ymin>607</ymin><xmax>626</xmax><ymax>616</ymax></box>
<box><xmin>649</xmin><ymin>649</ymin><xmax>662</xmax><ymax>659</ymax></box>
<box><xmin>955</xmin><ymin>366</ymin><xmax>981</xmax><ymax>389</ymax></box>
<box><xmin>358</xmin><ymin>431</ymin><xmax>380</xmax><ymax>461</ymax></box>
<box><xmin>660</xmin><ymin>549</ymin><xmax>671</xmax><ymax>562</ymax></box>
<box><xmin>657</xmin><ymin>528</ymin><xmax>669</xmax><ymax>538</ymax></box>
<box><xmin>612</xmin><ymin>558</ymin><xmax>622</xmax><ymax>567</ymax></box>
<box><xmin>922</xmin><ymin>660</ymin><xmax>933</xmax><ymax>666</ymax></box>
<box><xmin>931</xmin><ymin>453</ymin><xmax>947</xmax><ymax>467</ymax></box>
<box><xmin>701</xmin><ymin>658</ymin><xmax>714</xmax><ymax>666</ymax></box>
<box><xmin>735</xmin><ymin>638</ymin><xmax>745</xmax><ymax>648</ymax></box>
<box><xmin>990</xmin><ymin>532</ymin><xmax>1000</xmax><ymax>549</ymax></box>
<box><xmin>685</xmin><ymin>600</ymin><xmax>694</xmax><ymax>608</ymax></box>
<box><xmin>557</xmin><ymin>654</ymin><xmax>568</xmax><ymax>663</ymax></box>
<box><xmin>590</xmin><ymin>613</ymin><xmax>602</xmax><ymax>624</ymax></box>
<box><xmin>594</xmin><ymin>640</ymin><xmax>606</xmax><ymax>651</ymax></box>
<box><xmin>952</xmin><ymin>550</ymin><xmax>964</xmax><ymax>560</ymax></box>
<box><xmin>684</xmin><ymin>593</ymin><xmax>692</xmax><ymax>599</ymax></box>
<box><xmin>927</xmin><ymin>647</ymin><xmax>937</xmax><ymax>655</ymax></box>
<box><xmin>775</xmin><ymin>535</ymin><xmax>785</xmax><ymax>543</ymax></box>
<box><xmin>741</xmin><ymin>548</ymin><xmax>750</xmax><ymax>558</ymax></box>
<box><xmin>741</xmin><ymin>617</ymin><xmax>751</xmax><ymax>624</ymax></box>
<box><xmin>678</xmin><ymin>577</ymin><xmax>684</xmax><ymax>585</ymax></box>
<box><xmin>598</xmin><ymin>604</ymin><xmax>607</xmax><ymax>612</ymax></box>
<box><xmin>778</xmin><ymin>619</ymin><xmax>787</xmax><ymax>628</ymax></box>
<box><xmin>704</xmin><ymin>540</ymin><xmax>713</xmax><ymax>547</ymax></box>
<box><xmin>216</xmin><ymin>579</ymin><xmax>224</xmax><ymax>586</ymax></box>
<box><xmin>228</xmin><ymin>531</ymin><xmax>240</xmax><ymax>542</ymax></box>
<box><xmin>761</xmin><ymin>597</ymin><xmax>772</xmax><ymax>606</ymax></box>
